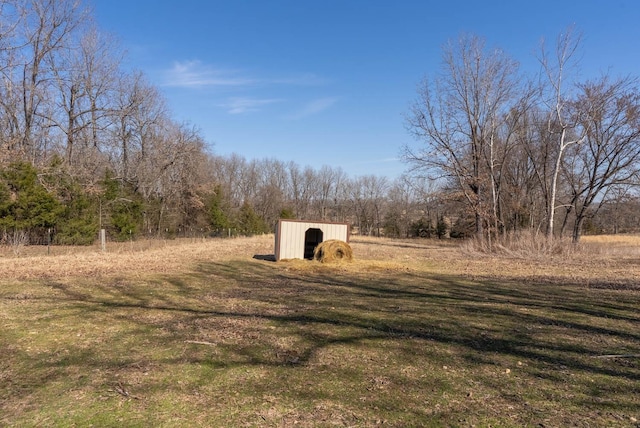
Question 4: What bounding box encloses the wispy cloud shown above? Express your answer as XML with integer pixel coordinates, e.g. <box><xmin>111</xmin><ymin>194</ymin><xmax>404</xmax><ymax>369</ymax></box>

<box><xmin>164</xmin><ymin>61</ymin><xmax>255</xmax><ymax>88</ymax></box>
<box><xmin>163</xmin><ymin>61</ymin><xmax>328</xmax><ymax>89</ymax></box>
<box><xmin>286</xmin><ymin>97</ymin><xmax>339</xmax><ymax>120</ymax></box>
<box><xmin>223</xmin><ymin>97</ymin><xmax>283</xmax><ymax>114</ymax></box>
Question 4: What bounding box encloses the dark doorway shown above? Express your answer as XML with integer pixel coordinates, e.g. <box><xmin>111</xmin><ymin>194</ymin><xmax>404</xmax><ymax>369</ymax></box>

<box><xmin>304</xmin><ymin>228</ymin><xmax>323</xmax><ymax>259</ymax></box>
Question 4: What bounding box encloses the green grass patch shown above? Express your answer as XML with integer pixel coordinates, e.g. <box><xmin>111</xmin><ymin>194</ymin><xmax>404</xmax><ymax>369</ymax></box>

<box><xmin>1</xmin><ymin>256</ymin><xmax>639</xmax><ymax>427</ymax></box>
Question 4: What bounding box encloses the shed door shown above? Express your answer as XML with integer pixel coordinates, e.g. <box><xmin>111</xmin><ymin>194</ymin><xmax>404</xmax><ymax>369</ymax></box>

<box><xmin>304</xmin><ymin>228</ymin><xmax>323</xmax><ymax>259</ymax></box>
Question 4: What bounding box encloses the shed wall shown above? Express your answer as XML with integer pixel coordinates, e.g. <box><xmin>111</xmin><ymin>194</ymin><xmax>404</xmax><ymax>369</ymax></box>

<box><xmin>275</xmin><ymin>220</ymin><xmax>349</xmax><ymax>260</ymax></box>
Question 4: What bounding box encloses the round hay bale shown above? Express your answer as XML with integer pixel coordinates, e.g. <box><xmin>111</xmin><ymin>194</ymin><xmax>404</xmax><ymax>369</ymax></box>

<box><xmin>313</xmin><ymin>239</ymin><xmax>353</xmax><ymax>263</ymax></box>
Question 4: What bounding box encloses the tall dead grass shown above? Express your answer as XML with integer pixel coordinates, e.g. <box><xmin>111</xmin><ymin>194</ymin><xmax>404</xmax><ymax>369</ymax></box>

<box><xmin>1</xmin><ymin>230</ymin><xmax>29</xmax><ymax>255</ymax></box>
<box><xmin>462</xmin><ymin>231</ymin><xmax>640</xmax><ymax>262</ymax></box>
<box><xmin>461</xmin><ymin>232</ymin><xmax>581</xmax><ymax>260</ymax></box>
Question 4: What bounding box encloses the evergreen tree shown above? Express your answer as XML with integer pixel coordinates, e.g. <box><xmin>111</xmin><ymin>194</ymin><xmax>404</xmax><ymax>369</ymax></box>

<box><xmin>0</xmin><ymin>163</ymin><xmax>64</xmax><ymax>243</ymax></box>
<box><xmin>40</xmin><ymin>158</ymin><xmax>99</xmax><ymax>245</ymax></box>
<box><xmin>55</xmin><ymin>185</ymin><xmax>99</xmax><ymax>245</ymax></box>
<box><xmin>100</xmin><ymin>171</ymin><xmax>144</xmax><ymax>241</ymax></box>
<box><xmin>206</xmin><ymin>186</ymin><xmax>230</xmax><ymax>233</ymax></box>
<box><xmin>279</xmin><ymin>207</ymin><xmax>296</xmax><ymax>219</ymax></box>
<box><xmin>237</xmin><ymin>202</ymin><xmax>269</xmax><ymax>235</ymax></box>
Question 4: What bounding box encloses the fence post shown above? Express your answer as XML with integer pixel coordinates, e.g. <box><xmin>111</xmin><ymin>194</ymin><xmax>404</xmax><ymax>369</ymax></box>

<box><xmin>100</xmin><ymin>229</ymin><xmax>106</xmax><ymax>252</ymax></box>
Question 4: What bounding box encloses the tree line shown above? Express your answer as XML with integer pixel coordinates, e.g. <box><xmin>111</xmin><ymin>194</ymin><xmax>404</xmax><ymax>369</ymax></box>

<box><xmin>0</xmin><ymin>0</ymin><xmax>448</xmax><ymax>246</ymax></box>
<box><xmin>404</xmin><ymin>30</ymin><xmax>640</xmax><ymax>244</ymax></box>
<box><xmin>1</xmin><ymin>1</ymin><xmax>638</xmax><ymax>247</ymax></box>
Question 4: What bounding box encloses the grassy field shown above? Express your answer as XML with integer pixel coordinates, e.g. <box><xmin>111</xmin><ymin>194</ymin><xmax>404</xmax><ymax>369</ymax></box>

<box><xmin>1</xmin><ymin>234</ymin><xmax>639</xmax><ymax>427</ymax></box>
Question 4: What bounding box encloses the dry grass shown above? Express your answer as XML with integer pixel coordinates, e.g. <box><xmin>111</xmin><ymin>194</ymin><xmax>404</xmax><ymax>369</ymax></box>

<box><xmin>0</xmin><ymin>236</ymin><xmax>274</xmax><ymax>280</ymax></box>
<box><xmin>1</xmin><ymin>234</ymin><xmax>639</xmax><ymax>426</ymax></box>
<box><xmin>581</xmin><ymin>234</ymin><xmax>640</xmax><ymax>258</ymax></box>
<box><xmin>2</xmin><ymin>233</ymin><xmax>639</xmax><ymax>288</ymax></box>
<box><xmin>581</xmin><ymin>234</ymin><xmax>640</xmax><ymax>245</ymax></box>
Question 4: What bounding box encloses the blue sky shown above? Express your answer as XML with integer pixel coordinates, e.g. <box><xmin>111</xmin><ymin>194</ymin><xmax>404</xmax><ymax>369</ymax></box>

<box><xmin>91</xmin><ymin>0</ymin><xmax>640</xmax><ymax>178</ymax></box>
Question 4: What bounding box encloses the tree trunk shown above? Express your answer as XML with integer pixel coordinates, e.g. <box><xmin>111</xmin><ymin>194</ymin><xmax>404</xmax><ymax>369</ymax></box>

<box><xmin>547</xmin><ymin>128</ymin><xmax>565</xmax><ymax>239</ymax></box>
<box><xmin>475</xmin><ymin>211</ymin><xmax>484</xmax><ymax>239</ymax></box>
<box><xmin>572</xmin><ymin>215</ymin><xmax>585</xmax><ymax>243</ymax></box>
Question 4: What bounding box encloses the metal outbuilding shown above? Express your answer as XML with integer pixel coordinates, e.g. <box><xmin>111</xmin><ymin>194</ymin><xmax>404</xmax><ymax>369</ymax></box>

<box><xmin>274</xmin><ymin>219</ymin><xmax>350</xmax><ymax>261</ymax></box>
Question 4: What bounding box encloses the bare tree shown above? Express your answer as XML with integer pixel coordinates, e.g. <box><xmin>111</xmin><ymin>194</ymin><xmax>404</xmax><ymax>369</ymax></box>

<box><xmin>136</xmin><ymin>121</ymin><xmax>207</xmax><ymax>234</ymax></box>
<box><xmin>209</xmin><ymin>153</ymin><xmax>244</xmax><ymax>210</ymax></box>
<box><xmin>109</xmin><ymin>71</ymin><xmax>166</xmax><ymax>183</ymax></box>
<box><xmin>237</xmin><ymin>159</ymin><xmax>260</xmax><ymax>207</ymax></box>
<box><xmin>47</xmin><ymin>23</ymin><xmax>119</xmax><ymax>173</ymax></box>
<box><xmin>18</xmin><ymin>0</ymin><xmax>86</xmax><ymax>162</ymax></box>
<box><xmin>538</xmin><ymin>27</ymin><xmax>586</xmax><ymax>239</ymax></box>
<box><xmin>314</xmin><ymin>165</ymin><xmax>343</xmax><ymax>221</ymax></box>
<box><xmin>0</xmin><ymin>0</ymin><xmax>24</xmax><ymax>161</ymax></box>
<box><xmin>288</xmin><ymin>162</ymin><xmax>317</xmax><ymax>219</ymax></box>
<box><xmin>562</xmin><ymin>76</ymin><xmax>640</xmax><ymax>242</ymax></box>
<box><xmin>594</xmin><ymin>186</ymin><xmax>640</xmax><ymax>234</ymax></box>
<box><xmin>73</xmin><ymin>27</ymin><xmax>121</xmax><ymax>179</ymax></box>
<box><xmin>502</xmin><ymin>111</ymin><xmax>546</xmax><ymax>233</ymax></box>
<box><xmin>384</xmin><ymin>176</ymin><xmax>422</xmax><ymax>237</ymax></box>
<box><xmin>346</xmin><ymin>175</ymin><xmax>388</xmax><ymax>236</ymax></box>
<box><xmin>404</xmin><ymin>34</ymin><xmax>520</xmax><ymax>241</ymax></box>
<box><xmin>253</xmin><ymin>158</ymin><xmax>288</xmax><ymax>225</ymax></box>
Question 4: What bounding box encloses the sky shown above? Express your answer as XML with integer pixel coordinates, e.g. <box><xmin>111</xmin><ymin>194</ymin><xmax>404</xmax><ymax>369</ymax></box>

<box><xmin>90</xmin><ymin>0</ymin><xmax>640</xmax><ymax>178</ymax></box>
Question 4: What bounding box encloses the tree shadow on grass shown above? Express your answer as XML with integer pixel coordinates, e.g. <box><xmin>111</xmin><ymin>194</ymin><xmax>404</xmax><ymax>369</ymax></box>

<box><xmin>3</xmin><ymin>258</ymin><xmax>639</xmax><ymax>425</ymax></box>
<box><xmin>190</xmin><ymin>260</ymin><xmax>640</xmax><ymax>376</ymax></box>
<box><xmin>11</xmin><ymin>260</ymin><xmax>640</xmax><ymax>380</ymax></box>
